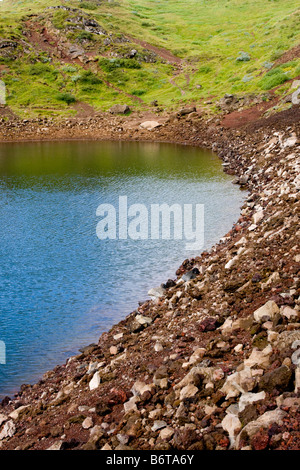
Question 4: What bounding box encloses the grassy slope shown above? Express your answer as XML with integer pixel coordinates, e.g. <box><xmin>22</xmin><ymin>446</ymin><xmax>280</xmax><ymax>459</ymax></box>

<box><xmin>0</xmin><ymin>0</ymin><xmax>300</xmax><ymax>118</ymax></box>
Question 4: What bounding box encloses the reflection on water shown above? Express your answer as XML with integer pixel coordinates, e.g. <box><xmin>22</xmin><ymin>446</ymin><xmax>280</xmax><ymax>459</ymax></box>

<box><xmin>0</xmin><ymin>141</ymin><xmax>244</xmax><ymax>398</ymax></box>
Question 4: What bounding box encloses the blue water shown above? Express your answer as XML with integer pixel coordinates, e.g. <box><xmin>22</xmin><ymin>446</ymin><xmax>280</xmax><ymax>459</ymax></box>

<box><xmin>0</xmin><ymin>140</ymin><xmax>244</xmax><ymax>398</ymax></box>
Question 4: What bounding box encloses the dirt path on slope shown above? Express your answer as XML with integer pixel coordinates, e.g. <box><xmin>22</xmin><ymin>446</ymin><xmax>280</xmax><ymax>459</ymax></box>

<box><xmin>126</xmin><ymin>35</ymin><xmax>183</xmax><ymax>65</ymax></box>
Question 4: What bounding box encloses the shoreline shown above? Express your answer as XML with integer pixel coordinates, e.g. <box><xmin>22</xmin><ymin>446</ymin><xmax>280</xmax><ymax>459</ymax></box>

<box><xmin>0</xmin><ymin>106</ymin><xmax>299</xmax><ymax>450</ymax></box>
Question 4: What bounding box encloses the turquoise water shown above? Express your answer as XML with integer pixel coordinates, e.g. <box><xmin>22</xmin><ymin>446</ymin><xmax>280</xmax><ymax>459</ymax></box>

<box><xmin>0</xmin><ymin>140</ymin><xmax>244</xmax><ymax>398</ymax></box>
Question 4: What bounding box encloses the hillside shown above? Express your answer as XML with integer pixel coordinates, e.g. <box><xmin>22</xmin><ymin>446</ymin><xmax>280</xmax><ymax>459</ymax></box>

<box><xmin>0</xmin><ymin>0</ymin><xmax>300</xmax><ymax>119</ymax></box>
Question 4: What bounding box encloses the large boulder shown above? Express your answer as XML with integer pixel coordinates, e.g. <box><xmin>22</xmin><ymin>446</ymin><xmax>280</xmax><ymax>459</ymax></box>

<box><xmin>0</xmin><ymin>40</ymin><xmax>18</xmax><ymax>60</ymax></box>
<box><xmin>258</xmin><ymin>365</ymin><xmax>292</xmax><ymax>394</ymax></box>
<box><xmin>253</xmin><ymin>300</ymin><xmax>279</xmax><ymax>322</ymax></box>
<box><xmin>109</xmin><ymin>104</ymin><xmax>130</xmax><ymax>114</ymax></box>
<box><xmin>68</xmin><ymin>45</ymin><xmax>85</xmax><ymax>59</ymax></box>
<box><xmin>139</xmin><ymin>121</ymin><xmax>161</xmax><ymax>130</ymax></box>
<box><xmin>178</xmin><ymin>106</ymin><xmax>196</xmax><ymax>116</ymax></box>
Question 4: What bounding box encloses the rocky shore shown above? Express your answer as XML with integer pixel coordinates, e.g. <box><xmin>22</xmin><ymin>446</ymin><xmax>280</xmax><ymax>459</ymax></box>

<box><xmin>0</xmin><ymin>105</ymin><xmax>299</xmax><ymax>450</ymax></box>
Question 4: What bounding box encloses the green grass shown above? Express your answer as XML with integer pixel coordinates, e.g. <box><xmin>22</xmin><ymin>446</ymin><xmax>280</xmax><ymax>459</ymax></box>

<box><xmin>258</xmin><ymin>66</ymin><xmax>290</xmax><ymax>90</ymax></box>
<box><xmin>56</xmin><ymin>92</ymin><xmax>77</xmax><ymax>104</ymax></box>
<box><xmin>98</xmin><ymin>58</ymin><xmax>142</xmax><ymax>72</ymax></box>
<box><xmin>0</xmin><ymin>0</ymin><xmax>300</xmax><ymax>117</ymax></box>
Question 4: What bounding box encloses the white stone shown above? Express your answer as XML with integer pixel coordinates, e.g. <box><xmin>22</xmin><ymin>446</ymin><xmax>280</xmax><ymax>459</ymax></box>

<box><xmin>221</xmin><ymin>367</ymin><xmax>255</xmax><ymax>399</ymax></box>
<box><xmin>110</xmin><ymin>352</ymin><xmax>126</xmax><ymax>366</ymax></box>
<box><xmin>151</xmin><ymin>420</ymin><xmax>167</xmax><ymax>432</ymax></box>
<box><xmin>179</xmin><ymin>384</ymin><xmax>198</xmax><ymax>400</ymax></box>
<box><xmin>291</xmin><ymin>349</ymin><xmax>300</xmax><ymax>366</ymax></box>
<box><xmin>253</xmin><ymin>210</ymin><xmax>264</xmax><ymax>225</ymax></box>
<box><xmin>295</xmin><ymin>367</ymin><xmax>300</xmax><ymax>392</ymax></box>
<box><xmin>238</xmin><ymin>391</ymin><xmax>266</xmax><ymax>412</ymax></box>
<box><xmin>204</xmin><ymin>404</ymin><xmax>218</xmax><ymax>415</ymax></box>
<box><xmin>291</xmin><ymin>80</ymin><xmax>300</xmax><ymax>90</ymax></box>
<box><xmin>292</xmin><ymin>340</ymin><xmax>300</xmax><ymax>350</ymax></box>
<box><xmin>62</xmin><ymin>381</ymin><xmax>75</xmax><ymax>396</ymax></box>
<box><xmin>281</xmin><ymin>306</ymin><xmax>299</xmax><ymax>321</ymax></box>
<box><xmin>82</xmin><ymin>417</ymin><xmax>93</xmax><ymax>429</ymax></box>
<box><xmin>261</xmin><ymin>272</ymin><xmax>280</xmax><ymax>290</ymax></box>
<box><xmin>0</xmin><ymin>420</ymin><xmax>16</xmax><ymax>440</ymax></box>
<box><xmin>9</xmin><ymin>405</ymin><xmax>29</xmax><ymax>421</ymax></box>
<box><xmin>237</xmin><ymin>246</ymin><xmax>246</xmax><ymax>256</ymax></box>
<box><xmin>47</xmin><ymin>440</ymin><xmax>63</xmax><ymax>450</ymax></box>
<box><xmin>149</xmin><ymin>408</ymin><xmax>162</xmax><ymax>420</ymax></box>
<box><xmin>89</xmin><ymin>371</ymin><xmax>101</xmax><ymax>391</ymax></box>
<box><xmin>293</xmin><ymin>175</ymin><xmax>300</xmax><ymax>191</ymax></box>
<box><xmin>253</xmin><ymin>300</ymin><xmax>279</xmax><ymax>322</ymax></box>
<box><xmin>225</xmin><ymin>256</ymin><xmax>238</xmax><ymax>270</ymax></box>
<box><xmin>219</xmin><ymin>317</ymin><xmax>233</xmax><ymax>333</ymax></box>
<box><xmin>135</xmin><ymin>314</ymin><xmax>152</xmax><ymax>325</ymax></box>
<box><xmin>268</xmin><ymin>330</ymin><xmax>279</xmax><ymax>343</ymax></box>
<box><xmin>123</xmin><ymin>397</ymin><xmax>138</xmax><ymax>414</ymax></box>
<box><xmin>169</xmin><ymin>353</ymin><xmax>177</xmax><ymax>360</ymax></box>
<box><xmin>154</xmin><ymin>342</ymin><xmax>163</xmax><ymax>352</ymax></box>
<box><xmin>101</xmin><ymin>443</ymin><xmax>112</xmax><ymax>450</ymax></box>
<box><xmin>131</xmin><ymin>380</ymin><xmax>153</xmax><ymax>396</ymax></box>
<box><xmin>90</xmin><ymin>425</ymin><xmax>103</xmax><ymax>438</ymax></box>
<box><xmin>212</xmin><ymin>368</ymin><xmax>225</xmax><ymax>381</ymax></box>
<box><xmin>159</xmin><ymin>427</ymin><xmax>174</xmax><ymax>440</ymax></box>
<box><xmin>188</xmin><ymin>348</ymin><xmax>206</xmax><ymax>364</ymax></box>
<box><xmin>221</xmin><ymin>413</ymin><xmax>242</xmax><ymax>448</ymax></box>
<box><xmin>117</xmin><ymin>433</ymin><xmax>129</xmax><ymax>445</ymax></box>
<box><xmin>87</xmin><ymin>362</ymin><xmax>99</xmax><ymax>374</ymax></box>
<box><xmin>140</xmin><ymin>121</ymin><xmax>161</xmax><ymax>130</ymax></box>
<box><xmin>275</xmin><ymin>330</ymin><xmax>300</xmax><ymax>350</ymax></box>
<box><xmin>226</xmin><ymin>403</ymin><xmax>239</xmax><ymax>416</ymax></box>
<box><xmin>205</xmin><ymin>381</ymin><xmax>214</xmax><ymax>390</ymax></box>
<box><xmin>235</xmin><ymin>237</ymin><xmax>247</xmax><ymax>246</ymax></box>
<box><xmin>174</xmin><ymin>366</ymin><xmax>214</xmax><ymax>390</ymax></box>
<box><xmin>113</xmin><ymin>333</ymin><xmax>123</xmax><ymax>340</ymax></box>
<box><xmin>262</xmin><ymin>321</ymin><xmax>273</xmax><ymax>330</ymax></box>
<box><xmin>148</xmin><ymin>286</ymin><xmax>166</xmax><ymax>299</ymax></box>
<box><xmin>109</xmin><ymin>345</ymin><xmax>118</xmax><ymax>355</ymax></box>
<box><xmin>282</xmin><ymin>135</ymin><xmax>298</xmax><ymax>148</ymax></box>
<box><xmin>158</xmin><ymin>378</ymin><xmax>169</xmax><ymax>389</ymax></box>
<box><xmin>153</xmin><ymin>374</ymin><xmax>168</xmax><ymax>387</ymax></box>
<box><xmin>78</xmin><ymin>406</ymin><xmax>89</xmax><ymax>412</ymax></box>
<box><xmin>244</xmin><ymin>345</ymin><xmax>273</xmax><ymax>369</ymax></box>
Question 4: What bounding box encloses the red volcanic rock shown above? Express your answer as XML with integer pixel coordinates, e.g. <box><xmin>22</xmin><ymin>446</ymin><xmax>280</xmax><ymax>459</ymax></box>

<box><xmin>199</xmin><ymin>317</ymin><xmax>218</xmax><ymax>332</ymax></box>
